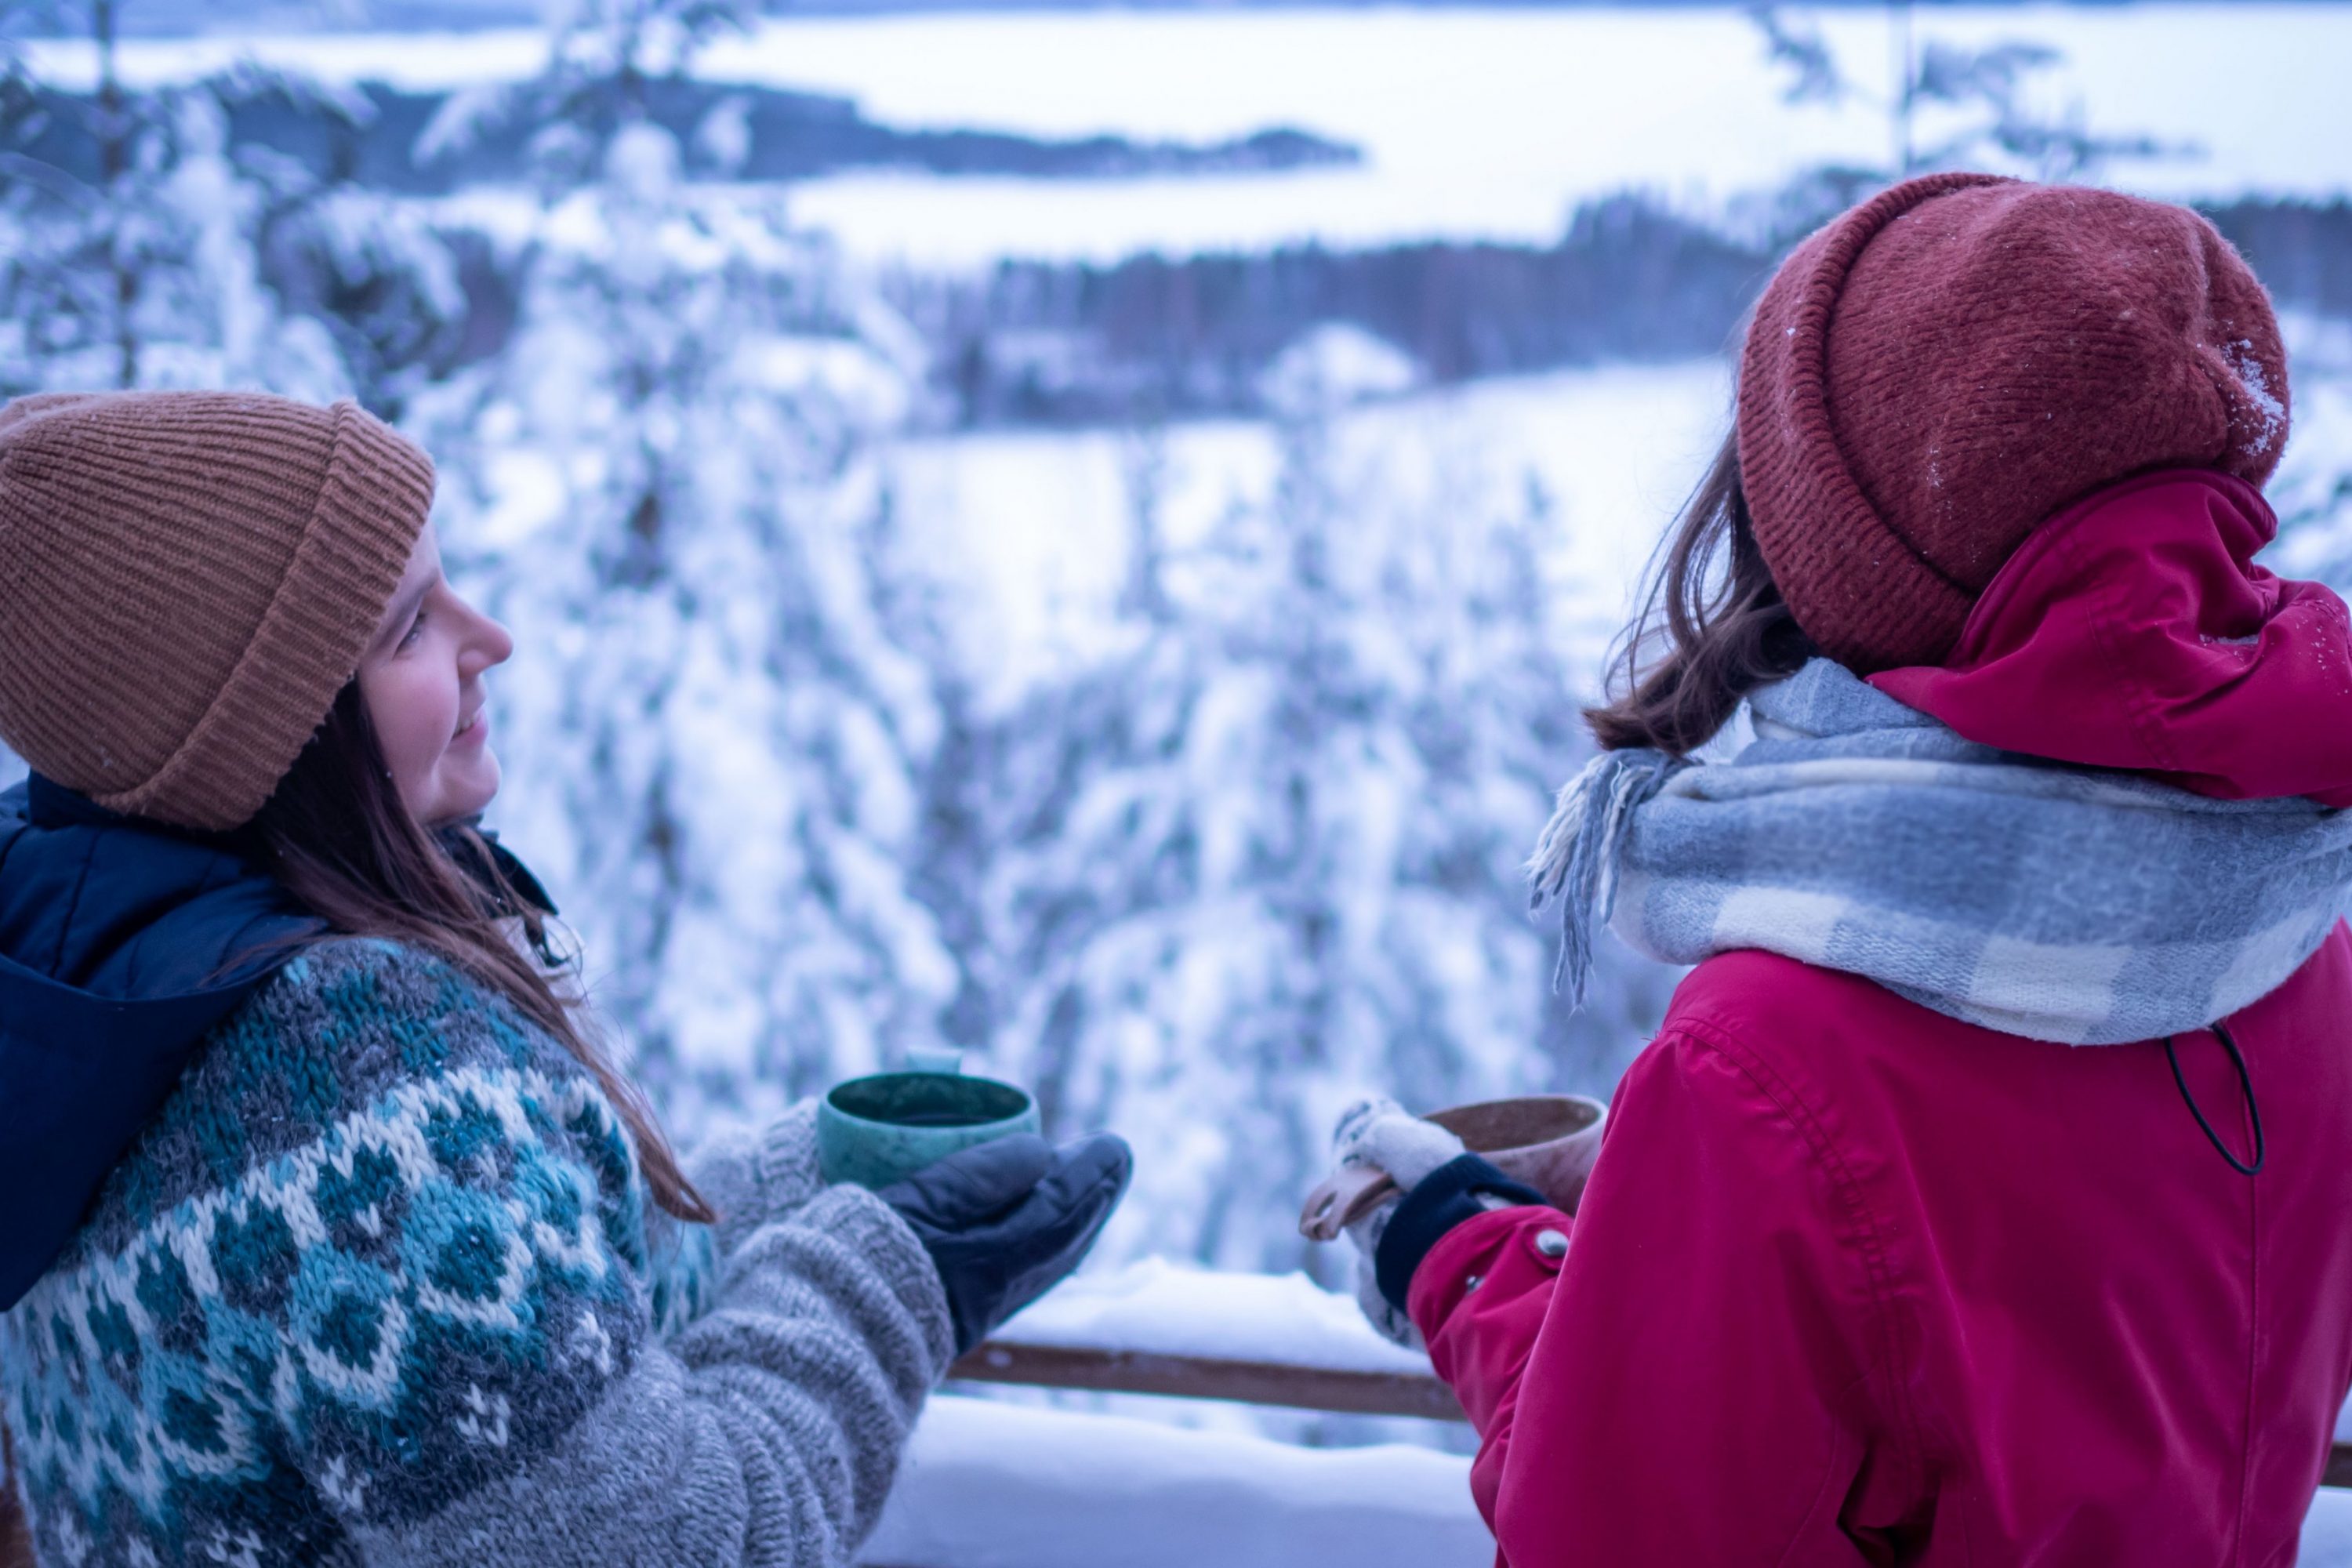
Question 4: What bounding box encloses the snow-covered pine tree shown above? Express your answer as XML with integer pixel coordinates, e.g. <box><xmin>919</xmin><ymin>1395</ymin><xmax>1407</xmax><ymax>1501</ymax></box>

<box><xmin>1740</xmin><ymin>5</ymin><xmax>2182</xmax><ymax>248</ymax></box>
<box><xmin>0</xmin><ymin>2</ymin><xmax>372</xmax><ymax>399</ymax></box>
<box><xmin>957</xmin><ymin>391</ymin><xmax>1670</xmax><ymax>1276</ymax></box>
<box><xmin>413</xmin><ymin>0</ymin><xmax>959</xmax><ymax>1126</ymax></box>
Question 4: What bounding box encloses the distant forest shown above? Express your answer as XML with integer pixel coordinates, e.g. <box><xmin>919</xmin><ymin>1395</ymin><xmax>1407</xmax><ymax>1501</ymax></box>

<box><xmin>5</xmin><ymin>77</ymin><xmax>1356</xmax><ymax>191</ymax></box>
<box><xmin>890</xmin><ymin>194</ymin><xmax>2352</xmax><ymax>425</ymax></box>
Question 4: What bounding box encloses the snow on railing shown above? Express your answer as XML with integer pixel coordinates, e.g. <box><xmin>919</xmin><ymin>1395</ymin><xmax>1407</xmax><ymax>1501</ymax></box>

<box><xmin>948</xmin><ymin>1256</ymin><xmax>1461</xmax><ymax>1421</ymax></box>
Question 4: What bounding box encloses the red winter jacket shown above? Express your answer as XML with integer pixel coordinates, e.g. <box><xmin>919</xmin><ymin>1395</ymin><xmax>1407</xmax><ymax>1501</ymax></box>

<box><xmin>1416</xmin><ymin>940</ymin><xmax>2352</xmax><ymax>1565</ymax></box>
<box><xmin>1409</xmin><ymin>473</ymin><xmax>2352</xmax><ymax>1564</ymax></box>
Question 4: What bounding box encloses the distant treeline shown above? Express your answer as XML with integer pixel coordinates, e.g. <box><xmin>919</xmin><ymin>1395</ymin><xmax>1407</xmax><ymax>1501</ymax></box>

<box><xmin>890</xmin><ymin>195</ymin><xmax>1768</xmax><ymax>424</ymax></box>
<box><xmin>883</xmin><ymin>194</ymin><xmax>2352</xmax><ymax>426</ymax></box>
<box><xmin>2209</xmin><ymin>201</ymin><xmax>2352</xmax><ymax>321</ymax></box>
<box><xmin>3</xmin><ymin>76</ymin><xmax>1356</xmax><ymax>193</ymax></box>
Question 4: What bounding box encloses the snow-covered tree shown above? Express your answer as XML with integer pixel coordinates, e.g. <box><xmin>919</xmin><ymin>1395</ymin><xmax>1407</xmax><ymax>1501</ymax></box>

<box><xmin>1740</xmin><ymin>3</ymin><xmax>2184</xmax><ymax>246</ymax></box>
<box><xmin>940</xmin><ymin>397</ymin><xmax>1671</xmax><ymax>1276</ymax></box>
<box><xmin>0</xmin><ymin>2</ymin><xmax>372</xmax><ymax>399</ymax></box>
<box><xmin>416</xmin><ymin>0</ymin><xmax>958</xmax><ymax>1125</ymax></box>
<box><xmin>0</xmin><ymin>0</ymin><xmax>1689</xmax><ymax>1279</ymax></box>
<box><xmin>2266</xmin><ymin>316</ymin><xmax>2352</xmax><ymax>594</ymax></box>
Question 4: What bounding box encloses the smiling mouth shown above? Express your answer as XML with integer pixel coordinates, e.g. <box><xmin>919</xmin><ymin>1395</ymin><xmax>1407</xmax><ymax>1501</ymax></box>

<box><xmin>454</xmin><ymin>708</ymin><xmax>485</xmax><ymax>741</ymax></box>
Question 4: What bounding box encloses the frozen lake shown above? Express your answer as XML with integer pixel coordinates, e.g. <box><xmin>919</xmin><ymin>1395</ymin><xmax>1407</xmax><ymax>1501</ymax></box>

<box><xmin>27</xmin><ymin>4</ymin><xmax>2352</xmax><ymax>264</ymax></box>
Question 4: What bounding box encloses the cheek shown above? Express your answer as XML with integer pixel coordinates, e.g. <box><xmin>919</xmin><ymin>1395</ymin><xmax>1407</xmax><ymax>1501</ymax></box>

<box><xmin>359</xmin><ymin>665</ymin><xmax>454</xmax><ymax>788</ymax></box>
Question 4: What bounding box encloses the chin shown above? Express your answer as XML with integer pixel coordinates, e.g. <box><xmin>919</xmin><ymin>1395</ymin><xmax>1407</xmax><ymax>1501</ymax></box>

<box><xmin>429</xmin><ymin>754</ymin><xmax>503</xmax><ymax>825</ymax></box>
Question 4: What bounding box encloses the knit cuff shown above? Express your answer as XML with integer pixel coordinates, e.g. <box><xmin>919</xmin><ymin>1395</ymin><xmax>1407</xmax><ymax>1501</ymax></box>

<box><xmin>687</xmin><ymin>1101</ymin><xmax>825</xmax><ymax>1256</ymax></box>
<box><xmin>1373</xmin><ymin>1154</ymin><xmax>1548</xmax><ymax>1316</ymax></box>
<box><xmin>789</xmin><ymin>1184</ymin><xmax>957</xmax><ymax>1379</ymax></box>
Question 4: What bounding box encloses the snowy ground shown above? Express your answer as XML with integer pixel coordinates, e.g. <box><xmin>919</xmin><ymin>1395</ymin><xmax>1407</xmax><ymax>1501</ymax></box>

<box><xmin>861</xmin><ymin>1389</ymin><xmax>2352</xmax><ymax>1566</ymax></box>
<box><xmin>865</xmin><ymin>1395</ymin><xmax>1490</xmax><ymax>1568</ymax></box>
<box><xmin>987</xmin><ymin>1256</ymin><xmax>1433</xmax><ymax>1381</ymax></box>
<box><xmin>25</xmin><ymin>5</ymin><xmax>2352</xmax><ymax>264</ymax></box>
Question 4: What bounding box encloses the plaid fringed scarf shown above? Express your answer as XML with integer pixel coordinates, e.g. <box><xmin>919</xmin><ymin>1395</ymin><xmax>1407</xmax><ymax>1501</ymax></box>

<box><xmin>1530</xmin><ymin>660</ymin><xmax>2352</xmax><ymax>1045</ymax></box>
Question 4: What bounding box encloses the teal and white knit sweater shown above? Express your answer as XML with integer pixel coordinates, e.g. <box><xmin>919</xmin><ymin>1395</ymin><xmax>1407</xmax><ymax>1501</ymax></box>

<box><xmin>0</xmin><ymin>938</ymin><xmax>954</xmax><ymax>1566</ymax></box>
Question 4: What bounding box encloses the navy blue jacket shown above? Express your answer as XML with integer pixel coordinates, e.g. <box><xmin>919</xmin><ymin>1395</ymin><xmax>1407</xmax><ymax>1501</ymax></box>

<box><xmin>0</xmin><ymin>775</ymin><xmax>318</xmax><ymax>1310</ymax></box>
<box><xmin>0</xmin><ymin>774</ymin><xmax>553</xmax><ymax>1311</ymax></box>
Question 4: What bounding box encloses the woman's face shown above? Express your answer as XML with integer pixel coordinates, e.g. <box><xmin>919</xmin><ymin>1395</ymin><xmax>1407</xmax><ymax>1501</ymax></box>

<box><xmin>356</xmin><ymin>522</ymin><xmax>514</xmax><ymax>828</ymax></box>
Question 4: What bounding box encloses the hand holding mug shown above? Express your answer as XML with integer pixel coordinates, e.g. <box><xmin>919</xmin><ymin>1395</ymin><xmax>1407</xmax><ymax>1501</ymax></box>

<box><xmin>819</xmin><ymin>1048</ymin><xmax>1131</xmax><ymax>1355</ymax></box>
<box><xmin>1303</xmin><ymin>1092</ymin><xmax>1606</xmax><ymax>1348</ymax></box>
<box><xmin>877</xmin><ymin>1131</ymin><xmax>1132</xmax><ymax>1356</ymax></box>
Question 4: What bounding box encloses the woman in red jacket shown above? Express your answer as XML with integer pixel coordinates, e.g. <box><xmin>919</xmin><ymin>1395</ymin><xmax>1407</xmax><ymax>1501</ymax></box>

<box><xmin>1331</xmin><ymin>172</ymin><xmax>2352</xmax><ymax>1565</ymax></box>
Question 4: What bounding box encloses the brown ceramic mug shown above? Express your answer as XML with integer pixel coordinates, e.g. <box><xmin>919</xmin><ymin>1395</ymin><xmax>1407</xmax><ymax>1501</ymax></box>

<box><xmin>1298</xmin><ymin>1093</ymin><xmax>1607</xmax><ymax>1243</ymax></box>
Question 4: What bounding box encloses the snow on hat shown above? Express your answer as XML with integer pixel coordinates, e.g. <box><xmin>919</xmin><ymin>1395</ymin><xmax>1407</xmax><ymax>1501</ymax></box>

<box><xmin>1737</xmin><ymin>172</ymin><xmax>2291</xmax><ymax>673</ymax></box>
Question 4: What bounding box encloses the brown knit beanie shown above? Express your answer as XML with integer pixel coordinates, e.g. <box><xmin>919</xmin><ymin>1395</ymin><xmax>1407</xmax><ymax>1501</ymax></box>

<box><xmin>1737</xmin><ymin>172</ymin><xmax>2290</xmax><ymax>673</ymax></box>
<box><xmin>0</xmin><ymin>390</ymin><xmax>434</xmax><ymax>832</ymax></box>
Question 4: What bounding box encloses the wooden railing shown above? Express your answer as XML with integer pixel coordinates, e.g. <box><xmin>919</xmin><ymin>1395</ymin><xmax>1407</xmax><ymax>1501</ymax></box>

<box><xmin>951</xmin><ymin>1340</ymin><xmax>2352</xmax><ymax>1490</ymax></box>
<box><xmin>951</xmin><ymin>1338</ymin><xmax>1465</xmax><ymax>1421</ymax></box>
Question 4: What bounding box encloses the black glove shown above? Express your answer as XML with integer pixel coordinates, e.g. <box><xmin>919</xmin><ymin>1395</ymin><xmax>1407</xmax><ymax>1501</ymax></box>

<box><xmin>1370</xmin><ymin>1152</ymin><xmax>1548</xmax><ymax>1316</ymax></box>
<box><xmin>877</xmin><ymin>1131</ymin><xmax>1132</xmax><ymax>1356</ymax></box>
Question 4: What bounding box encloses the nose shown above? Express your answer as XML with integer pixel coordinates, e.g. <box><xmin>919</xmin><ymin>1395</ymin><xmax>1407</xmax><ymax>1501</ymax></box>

<box><xmin>481</xmin><ymin>614</ymin><xmax>514</xmax><ymax>667</ymax></box>
<box><xmin>459</xmin><ymin>598</ymin><xmax>514</xmax><ymax>677</ymax></box>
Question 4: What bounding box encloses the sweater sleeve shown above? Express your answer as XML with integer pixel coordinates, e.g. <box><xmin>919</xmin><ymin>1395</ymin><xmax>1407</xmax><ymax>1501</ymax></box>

<box><xmin>1408</xmin><ymin>1024</ymin><xmax>1896</xmax><ymax>1564</ymax></box>
<box><xmin>267</xmin><ymin>956</ymin><xmax>956</xmax><ymax>1566</ymax></box>
<box><xmin>683</xmin><ymin>1102</ymin><xmax>827</xmax><ymax>1258</ymax></box>
<box><xmin>645</xmin><ymin>1102</ymin><xmax>828</xmax><ymax>1336</ymax></box>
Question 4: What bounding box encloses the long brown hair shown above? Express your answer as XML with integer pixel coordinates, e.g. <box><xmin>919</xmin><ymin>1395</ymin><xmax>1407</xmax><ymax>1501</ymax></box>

<box><xmin>1584</xmin><ymin>431</ymin><xmax>1817</xmax><ymax>756</ymax></box>
<box><xmin>1</xmin><ymin>1421</ymin><xmax>29</xmax><ymax>1568</ymax></box>
<box><xmin>232</xmin><ymin>681</ymin><xmax>713</xmax><ymax>1225</ymax></box>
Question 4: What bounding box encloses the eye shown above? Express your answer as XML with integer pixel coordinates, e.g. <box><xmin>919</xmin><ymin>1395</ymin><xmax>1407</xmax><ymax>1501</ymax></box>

<box><xmin>397</xmin><ymin>609</ymin><xmax>427</xmax><ymax>650</ymax></box>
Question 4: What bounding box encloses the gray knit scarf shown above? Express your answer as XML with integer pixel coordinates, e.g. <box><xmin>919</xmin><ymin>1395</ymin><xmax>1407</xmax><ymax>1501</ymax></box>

<box><xmin>1530</xmin><ymin>659</ymin><xmax>2352</xmax><ymax>1044</ymax></box>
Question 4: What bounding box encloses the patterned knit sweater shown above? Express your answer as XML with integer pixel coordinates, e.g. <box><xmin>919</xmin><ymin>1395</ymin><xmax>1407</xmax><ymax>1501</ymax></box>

<box><xmin>0</xmin><ymin>938</ymin><xmax>954</xmax><ymax>1566</ymax></box>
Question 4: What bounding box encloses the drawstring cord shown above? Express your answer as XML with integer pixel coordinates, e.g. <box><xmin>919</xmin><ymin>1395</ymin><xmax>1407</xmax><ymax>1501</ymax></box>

<box><xmin>2163</xmin><ymin>1021</ymin><xmax>2265</xmax><ymax>1177</ymax></box>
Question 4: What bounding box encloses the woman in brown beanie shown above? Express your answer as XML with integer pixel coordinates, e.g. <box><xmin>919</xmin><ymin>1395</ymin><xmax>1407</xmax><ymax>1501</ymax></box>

<box><xmin>0</xmin><ymin>391</ymin><xmax>1128</xmax><ymax>1566</ymax></box>
<box><xmin>1324</xmin><ymin>174</ymin><xmax>2352</xmax><ymax>1563</ymax></box>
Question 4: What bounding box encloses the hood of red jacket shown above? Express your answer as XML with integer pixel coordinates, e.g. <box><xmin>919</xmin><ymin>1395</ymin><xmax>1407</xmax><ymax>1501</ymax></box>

<box><xmin>1870</xmin><ymin>467</ymin><xmax>2352</xmax><ymax>809</ymax></box>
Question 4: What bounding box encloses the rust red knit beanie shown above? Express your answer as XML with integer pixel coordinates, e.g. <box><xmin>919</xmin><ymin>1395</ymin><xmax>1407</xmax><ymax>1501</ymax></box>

<box><xmin>1737</xmin><ymin>172</ymin><xmax>2291</xmax><ymax>673</ymax></box>
<box><xmin>0</xmin><ymin>390</ymin><xmax>434</xmax><ymax>832</ymax></box>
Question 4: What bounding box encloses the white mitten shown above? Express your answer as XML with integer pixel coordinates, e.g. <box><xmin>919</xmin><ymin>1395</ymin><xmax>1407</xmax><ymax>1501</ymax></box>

<box><xmin>1328</xmin><ymin>1096</ymin><xmax>1465</xmax><ymax>1349</ymax></box>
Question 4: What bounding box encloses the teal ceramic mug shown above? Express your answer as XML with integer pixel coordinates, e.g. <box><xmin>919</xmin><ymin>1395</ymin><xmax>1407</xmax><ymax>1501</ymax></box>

<box><xmin>817</xmin><ymin>1047</ymin><xmax>1043</xmax><ymax>1189</ymax></box>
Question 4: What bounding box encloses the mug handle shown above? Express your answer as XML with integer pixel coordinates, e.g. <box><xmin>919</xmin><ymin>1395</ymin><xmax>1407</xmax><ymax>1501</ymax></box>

<box><xmin>906</xmin><ymin>1046</ymin><xmax>964</xmax><ymax>1076</ymax></box>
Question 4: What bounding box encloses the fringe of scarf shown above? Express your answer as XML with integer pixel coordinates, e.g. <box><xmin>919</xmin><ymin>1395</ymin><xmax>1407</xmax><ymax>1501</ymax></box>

<box><xmin>1526</xmin><ymin>747</ymin><xmax>1691</xmax><ymax>1004</ymax></box>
